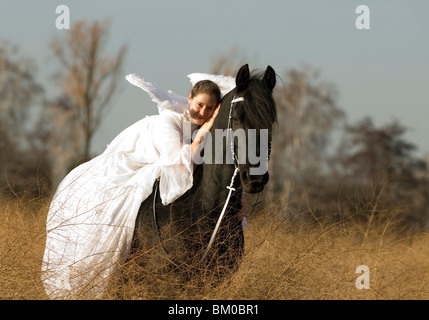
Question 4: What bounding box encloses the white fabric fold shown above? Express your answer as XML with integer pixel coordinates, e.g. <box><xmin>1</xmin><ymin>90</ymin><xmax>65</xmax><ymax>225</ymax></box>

<box><xmin>42</xmin><ymin>109</ymin><xmax>196</xmax><ymax>299</ymax></box>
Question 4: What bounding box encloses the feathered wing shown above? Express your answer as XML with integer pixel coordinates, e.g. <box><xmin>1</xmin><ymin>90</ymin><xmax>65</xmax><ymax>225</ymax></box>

<box><xmin>125</xmin><ymin>73</ymin><xmax>188</xmax><ymax>114</ymax></box>
<box><xmin>187</xmin><ymin>73</ymin><xmax>236</xmax><ymax>98</ymax></box>
<box><xmin>125</xmin><ymin>72</ymin><xmax>237</xmax><ymax>114</ymax></box>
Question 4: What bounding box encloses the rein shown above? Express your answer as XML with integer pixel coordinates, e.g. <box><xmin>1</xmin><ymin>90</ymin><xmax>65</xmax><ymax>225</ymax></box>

<box><xmin>200</xmin><ymin>95</ymin><xmax>243</xmax><ymax>261</ymax></box>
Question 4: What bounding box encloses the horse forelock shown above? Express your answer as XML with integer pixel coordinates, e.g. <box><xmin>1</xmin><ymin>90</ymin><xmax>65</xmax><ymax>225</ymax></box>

<box><xmin>241</xmin><ymin>73</ymin><xmax>277</xmax><ymax>133</ymax></box>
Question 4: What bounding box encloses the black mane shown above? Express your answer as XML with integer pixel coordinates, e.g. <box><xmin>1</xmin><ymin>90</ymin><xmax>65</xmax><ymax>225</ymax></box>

<box><xmin>241</xmin><ymin>71</ymin><xmax>277</xmax><ymax>132</ymax></box>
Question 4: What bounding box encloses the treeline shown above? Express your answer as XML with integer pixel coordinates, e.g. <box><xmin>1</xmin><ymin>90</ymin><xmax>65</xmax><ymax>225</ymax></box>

<box><xmin>265</xmin><ymin>67</ymin><xmax>429</xmax><ymax>231</ymax></box>
<box><xmin>1</xmin><ymin>21</ymin><xmax>428</xmax><ymax>230</ymax></box>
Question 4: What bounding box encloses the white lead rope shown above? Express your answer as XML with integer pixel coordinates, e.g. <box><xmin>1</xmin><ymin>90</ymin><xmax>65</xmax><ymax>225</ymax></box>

<box><xmin>200</xmin><ymin>96</ymin><xmax>243</xmax><ymax>262</ymax></box>
<box><xmin>200</xmin><ymin>166</ymin><xmax>239</xmax><ymax>262</ymax></box>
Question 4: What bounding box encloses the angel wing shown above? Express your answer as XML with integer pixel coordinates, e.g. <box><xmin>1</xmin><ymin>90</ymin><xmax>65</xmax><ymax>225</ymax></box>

<box><xmin>125</xmin><ymin>73</ymin><xmax>188</xmax><ymax>114</ymax></box>
<box><xmin>187</xmin><ymin>73</ymin><xmax>236</xmax><ymax>98</ymax></box>
<box><xmin>126</xmin><ymin>72</ymin><xmax>237</xmax><ymax>114</ymax></box>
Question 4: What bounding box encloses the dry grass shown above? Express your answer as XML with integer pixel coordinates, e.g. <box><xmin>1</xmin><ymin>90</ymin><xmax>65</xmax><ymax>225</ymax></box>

<box><xmin>1</xmin><ymin>195</ymin><xmax>429</xmax><ymax>300</ymax></box>
<box><xmin>0</xmin><ymin>196</ymin><xmax>48</xmax><ymax>299</ymax></box>
<box><xmin>202</xmin><ymin>210</ymin><xmax>429</xmax><ymax>300</ymax></box>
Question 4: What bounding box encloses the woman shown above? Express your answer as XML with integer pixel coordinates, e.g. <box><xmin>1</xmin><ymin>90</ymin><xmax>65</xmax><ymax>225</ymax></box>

<box><xmin>42</xmin><ymin>73</ymin><xmax>233</xmax><ymax>299</ymax></box>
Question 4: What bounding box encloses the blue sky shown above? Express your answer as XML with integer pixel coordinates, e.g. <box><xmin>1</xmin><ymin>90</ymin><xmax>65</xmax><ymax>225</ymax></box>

<box><xmin>1</xmin><ymin>1</ymin><xmax>428</xmax><ymax>157</ymax></box>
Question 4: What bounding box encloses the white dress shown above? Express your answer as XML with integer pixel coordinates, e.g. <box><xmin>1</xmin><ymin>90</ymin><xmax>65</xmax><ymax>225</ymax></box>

<box><xmin>41</xmin><ymin>108</ymin><xmax>197</xmax><ymax>299</ymax></box>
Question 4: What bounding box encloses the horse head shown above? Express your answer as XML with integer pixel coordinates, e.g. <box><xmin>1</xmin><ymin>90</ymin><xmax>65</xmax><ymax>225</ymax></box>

<box><xmin>219</xmin><ymin>64</ymin><xmax>277</xmax><ymax>194</ymax></box>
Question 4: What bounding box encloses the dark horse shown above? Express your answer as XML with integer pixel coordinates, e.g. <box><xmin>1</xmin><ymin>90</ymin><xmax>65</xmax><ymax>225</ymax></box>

<box><xmin>130</xmin><ymin>64</ymin><xmax>277</xmax><ymax>282</ymax></box>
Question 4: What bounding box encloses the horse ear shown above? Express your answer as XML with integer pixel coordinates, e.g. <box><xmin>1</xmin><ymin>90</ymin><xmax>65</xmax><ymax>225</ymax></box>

<box><xmin>236</xmin><ymin>64</ymin><xmax>250</xmax><ymax>92</ymax></box>
<box><xmin>263</xmin><ymin>65</ymin><xmax>276</xmax><ymax>92</ymax></box>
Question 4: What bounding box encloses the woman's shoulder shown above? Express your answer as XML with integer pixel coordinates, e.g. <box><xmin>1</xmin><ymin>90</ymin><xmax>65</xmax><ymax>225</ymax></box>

<box><xmin>159</xmin><ymin>108</ymin><xmax>188</xmax><ymax>122</ymax></box>
<box><xmin>150</xmin><ymin>109</ymin><xmax>187</xmax><ymax>133</ymax></box>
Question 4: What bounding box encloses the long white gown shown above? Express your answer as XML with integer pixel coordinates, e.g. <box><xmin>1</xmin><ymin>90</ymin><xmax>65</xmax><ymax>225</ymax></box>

<box><xmin>42</xmin><ymin>108</ymin><xmax>197</xmax><ymax>299</ymax></box>
<box><xmin>41</xmin><ymin>72</ymin><xmax>236</xmax><ymax>299</ymax></box>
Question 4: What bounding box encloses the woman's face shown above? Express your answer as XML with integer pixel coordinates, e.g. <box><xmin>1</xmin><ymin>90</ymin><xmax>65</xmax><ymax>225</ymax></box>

<box><xmin>189</xmin><ymin>93</ymin><xmax>219</xmax><ymax>125</ymax></box>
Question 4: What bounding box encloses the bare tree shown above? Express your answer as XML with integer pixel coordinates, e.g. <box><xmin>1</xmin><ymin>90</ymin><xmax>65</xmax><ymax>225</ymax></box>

<box><xmin>267</xmin><ymin>67</ymin><xmax>344</xmax><ymax>202</ymax></box>
<box><xmin>50</xmin><ymin>19</ymin><xmax>127</xmax><ymax>162</ymax></box>
<box><xmin>0</xmin><ymin>41</ymin><xmax>43</xmax><ymax>142</ymax></box>
<box><xmin>210</xmin><ymin>46</ymin><xmax>247</xmax><ymax>76</ymax></box>
<box><xmin>44</xmin><ymin>95</ymin><xmax>82</xmax><ymax>187</ymax></box>
<box><xmin>330</xmin><ymin>117</ymin><xmax>429</xmax><ymax>229</ymax></box>
<box><xmin>0</xmin><ymin>40</ymin><xmax>51</xmax><ymax>196</ymax></box>
<box><xmin>338</xmin><ymin>117</ymin><xmax>428</xmax><ymax>196</ymax></box>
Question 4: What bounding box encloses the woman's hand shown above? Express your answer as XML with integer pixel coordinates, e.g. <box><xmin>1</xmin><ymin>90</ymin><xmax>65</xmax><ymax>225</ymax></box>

<box><xmin>200</xmin><ymin>103</ymin><xmax>220</xmax><ymax>131</ymax></box>
<box><xmin>192</xmin><ymin>103</ymin><xmax>220</xmax><ymax>146</ymax></box>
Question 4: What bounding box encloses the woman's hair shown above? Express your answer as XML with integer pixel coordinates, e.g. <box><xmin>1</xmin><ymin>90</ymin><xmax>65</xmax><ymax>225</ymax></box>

<box><xmin>190</xmin><ymin>80</ymin><xmax>221</xmax><ymax>102</ymax></box>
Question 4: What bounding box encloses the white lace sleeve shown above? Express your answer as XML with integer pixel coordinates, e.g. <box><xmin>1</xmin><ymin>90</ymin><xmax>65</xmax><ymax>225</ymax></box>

<box><xmin>152</xmin><ymin>111</ymin><xmax>194</xmax><ymax>205</ymax></box>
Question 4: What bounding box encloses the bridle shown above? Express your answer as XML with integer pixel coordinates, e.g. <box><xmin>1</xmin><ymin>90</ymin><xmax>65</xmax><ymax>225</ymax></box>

<box><xmin>227</xmin><ymin>96</ymin><xmax>245</xmax><ymax>167</ymax></box>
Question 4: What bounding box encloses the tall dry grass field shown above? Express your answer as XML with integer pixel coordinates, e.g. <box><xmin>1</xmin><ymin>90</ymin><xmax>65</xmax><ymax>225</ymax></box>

<box><xmin>1</xmin><ymin>196</ymin><xmax>429</xmax><ymax>300</ymax></box>
<box><xmin>0</xmin><ymin>197</ymin><xmax>48</xmax><ymax>299</ymax></box>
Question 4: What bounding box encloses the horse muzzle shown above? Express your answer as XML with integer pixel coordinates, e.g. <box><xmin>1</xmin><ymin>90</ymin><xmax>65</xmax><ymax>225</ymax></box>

<box><xmin>239</xmin><ymin>169</ymin><xmax>269</xmax><ymax>194</ymax></box>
